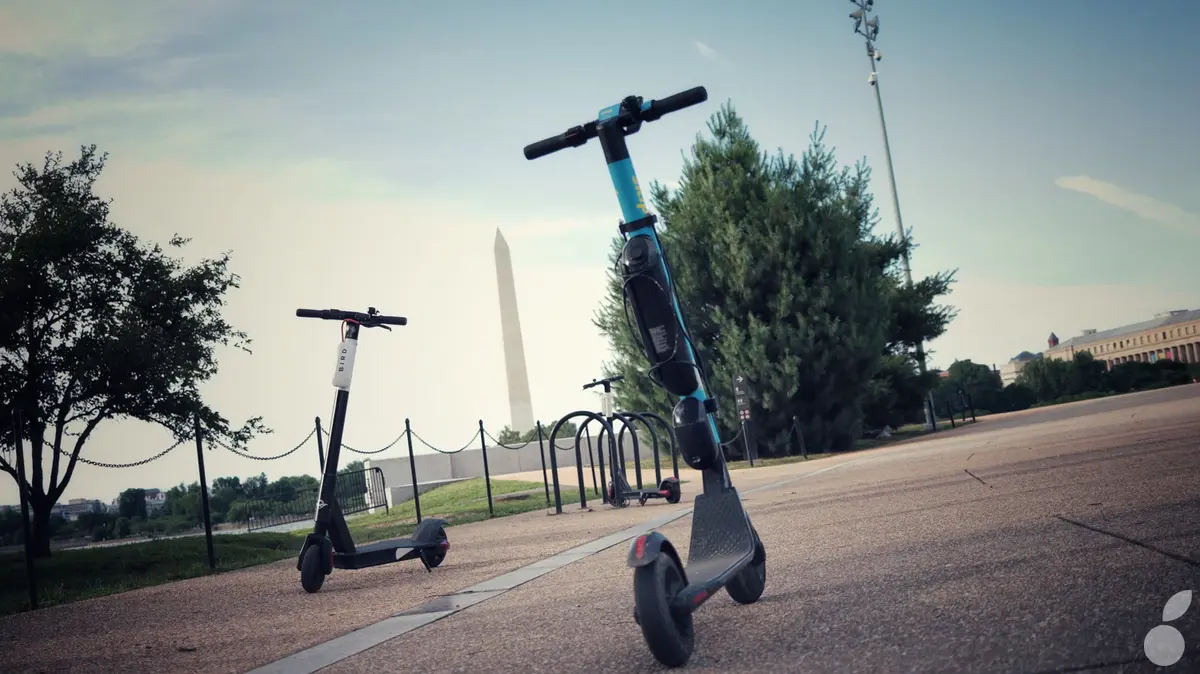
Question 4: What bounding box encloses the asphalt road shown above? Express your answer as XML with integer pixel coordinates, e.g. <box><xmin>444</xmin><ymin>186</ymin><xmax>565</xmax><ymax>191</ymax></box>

<box><xmin>318</xmin><ymin>385</ymin><xmax>1200</xmax><ymax>673</ymax></box>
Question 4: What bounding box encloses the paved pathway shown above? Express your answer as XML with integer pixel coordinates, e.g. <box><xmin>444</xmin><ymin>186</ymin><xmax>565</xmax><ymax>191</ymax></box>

<box><xmin>1</xmin><ymin>385</ymin><xmax>1196</xmax><ymax>673</ymax></box>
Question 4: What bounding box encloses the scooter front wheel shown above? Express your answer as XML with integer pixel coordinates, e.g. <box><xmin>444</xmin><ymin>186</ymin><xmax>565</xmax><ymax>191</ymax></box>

<box><xmin>299</xmin><ymin>544</ymin><xmax>326</xmax><ymax>594</ymax></box>
<box><xmin>633</xmin><ymin>553</ymin><xmax>694</xmax><ymax>668</ymax></box>
<box><xmin>726</xmin><ymin>526</ymin><xmax>766</xmax><ymax>605</ymax></box>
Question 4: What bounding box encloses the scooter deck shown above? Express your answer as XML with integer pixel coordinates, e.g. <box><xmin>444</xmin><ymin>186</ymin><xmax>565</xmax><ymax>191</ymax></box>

<box><xmin>333</xmin><ymin>537</ymin><xmax>431</xmax><ymax>570</ymax></box>
<box><xmin>673</xmin><ymin>485</ymin><xmax>755</xmax><ymax>608</ymax></box>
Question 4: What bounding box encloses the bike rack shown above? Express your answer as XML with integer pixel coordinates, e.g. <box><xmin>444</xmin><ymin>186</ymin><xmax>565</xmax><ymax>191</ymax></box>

<box><xmin>550</xmin><ymin>408</ymin><xmax>680</xmax><ymax>510</ymax></box>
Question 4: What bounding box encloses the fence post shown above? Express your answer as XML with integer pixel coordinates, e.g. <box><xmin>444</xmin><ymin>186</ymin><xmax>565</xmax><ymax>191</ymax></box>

<box><xmin>967</xmin><ymin>392</ymin><xmax>977</xmax><ymax>422</ymax></box>
<box><xmin>741</xmin><ymin>420</ymin><xmax>755</xmax><ymax>467</ymax></box>
<box><xmin>193</xmin><ymin>413</ymin><xmax>216</xmax><ymax>570</ymax></box>
<box><xmin>536</xmin><ymin>422</ymin><xmax>550</xmax><ymax>507</ymax></box>
<box><xmin>478</xmin><ymin>420</ymin><xmax>494</xmax><ymax>517</ymax></box>
<box><xmin>315</xmin><ymin>417</ymin><xmax>326</xmax><ymax>470</ymax></box>
<box><xmin>944</xmin><ymin>401</ymin><xmax>957</xmax><ymax>429</ymax></box>
<box><xmin>404</xmin><ymin>419</ymin><xmax>421</xmax><ymax>524</ymax></box>
<box><xmin>793</xmin><ymin>416</ymin><xmax>808</xmax><ymax>460</ymax></box>
<box><xmin>12</xmin><ymin>409</ymin><xmax>37</xmax><ymax>610</ymax></box>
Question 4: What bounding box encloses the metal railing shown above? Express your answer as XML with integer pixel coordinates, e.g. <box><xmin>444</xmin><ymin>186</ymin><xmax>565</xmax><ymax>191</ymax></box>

<box><xmin>244</xmin><ymin>466</ymin><xmax>388</xmax><ymax>532</ymax></box>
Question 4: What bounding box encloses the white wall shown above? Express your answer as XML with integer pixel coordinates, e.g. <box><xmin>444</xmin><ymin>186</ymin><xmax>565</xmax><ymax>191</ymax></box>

<box><xmin>365</xmin><ymin>429</ymin><xmax>676</xmax><ymax>509</ymax></box>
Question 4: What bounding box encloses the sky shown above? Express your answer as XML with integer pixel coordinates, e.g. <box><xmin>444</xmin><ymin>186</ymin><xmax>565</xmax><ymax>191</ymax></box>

<box><xmin>1</xmin><ymin>0</ymin><xmax>1198</xmax><ymax>504</ymax></box>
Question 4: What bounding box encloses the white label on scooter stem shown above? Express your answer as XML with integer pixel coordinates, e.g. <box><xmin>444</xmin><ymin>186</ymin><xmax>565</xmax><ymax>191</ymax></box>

<box><xmin>332</xmin><ymin>338</ymin><xmax>357</xmax><ymax>390</ymax></box>
<box><xmin>602</xmin><ymin>391</ymin><xmax>613</xmax><ymax>418</ymax></box>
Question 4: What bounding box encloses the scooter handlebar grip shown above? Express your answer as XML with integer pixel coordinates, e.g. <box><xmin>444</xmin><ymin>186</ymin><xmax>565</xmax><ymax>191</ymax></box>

<box><xmin>296</xmin><ymin>308</ymin><xmax>326</xmax><ymax>319</ymax></box>
<box><xmin>523</xmin><ymin>134</ymin><xmax>570</xmax><ymax>160</ymax></box>
<box><xmin>375</xmin><ymin>314</ymin><xmax>408</xmax><ymax>326</ymax></box>
<box><xmin>646</xmin><ymin>86</ymin><xmax>708</xmax><ymax>119</ymax></box>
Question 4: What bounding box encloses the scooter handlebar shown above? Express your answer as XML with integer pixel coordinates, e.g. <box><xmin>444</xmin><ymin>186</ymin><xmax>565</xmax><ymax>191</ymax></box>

<box><xmin>582</xmin><ymin>375</ymin><xmax>625</xmax><ymax>391</ymax></box>
<box><xmin>295</xmin><ymin>308</ymin><xmax>408</xmax><ymax>326</ymax></box>
<box><xmin>523</xmin><ymin>124</ymin><xmax>595</xmax><ymax>160</ymax></box>
<box><xmin>523</xmin><ymin>86</ymin><xmax>707</xmax><ymax>161</ymax></box>
<box><xmin>641</xmin><ymin>86</ymin><xmax>708</xmax><ymax>122</ymax></box>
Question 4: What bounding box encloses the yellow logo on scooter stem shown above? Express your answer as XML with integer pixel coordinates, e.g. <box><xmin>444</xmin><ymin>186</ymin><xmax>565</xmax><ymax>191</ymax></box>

<box><xmin>632</xmin><ymin>175</ymin><xmax>647</xmax><ymax>214</ymax></box>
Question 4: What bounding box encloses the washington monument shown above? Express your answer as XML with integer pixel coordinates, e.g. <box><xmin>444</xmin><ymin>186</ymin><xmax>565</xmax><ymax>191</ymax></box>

<box><xmin>494</xmin><ymin>229</ymin><xmax>535</xmax><ymax>434</ymax></box>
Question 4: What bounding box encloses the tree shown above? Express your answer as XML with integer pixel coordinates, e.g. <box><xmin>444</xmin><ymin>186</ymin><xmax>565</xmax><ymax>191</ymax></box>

<box><xmin>934</xmin><ymin>360</ymin><xmax>1003</xmax><ymax>413</ymax></box>
<box><xmin>342</xmin><ymin>459</ymin><xmax>367</xmax><ymax>496</ymax></box>
<box><xmin>0</xmin><ymin>145</ymin><xmax>267</xmax><ymax>557</ymax></box>
<box><xmin>593</xmin><ymin>105</ymin><xmax>955</xmax><ymax>453</ymax></box>
<box><xmin>495</xmin><ymin>419</ymin><xmax>577</xmax><ymax>444</ymax></box>
<box><xmin>118</xmin><ymin>488</ymin><xmax>148</xmax><ymax>520</ymax></box>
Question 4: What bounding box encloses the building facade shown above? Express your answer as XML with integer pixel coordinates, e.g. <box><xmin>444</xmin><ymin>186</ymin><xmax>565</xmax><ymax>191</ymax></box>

<box><xmin>998</xmin><ymin>351</ymin><xmax>1040</xmax><ymax>386</ymax></box>
<box><xmin>1043</xmin><ymin>309</ymin><xmax>1200</xmax><ymax>369</ymax></box>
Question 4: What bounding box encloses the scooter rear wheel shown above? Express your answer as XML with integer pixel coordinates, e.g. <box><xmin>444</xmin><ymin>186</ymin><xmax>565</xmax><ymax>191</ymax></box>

<box><xmin>299</xmin><ymin>544</ymin><xmax>326</xmax><ymax>594</ymax></box>
<box><xmin>420</xmin><ymin>526</ymin><xmax>449</xmax><ymax>568</ymax></box>
<box><xmin>633</xmin><ymin>553</ymin><xmax>694</xmax><ymax>668</ymax></box>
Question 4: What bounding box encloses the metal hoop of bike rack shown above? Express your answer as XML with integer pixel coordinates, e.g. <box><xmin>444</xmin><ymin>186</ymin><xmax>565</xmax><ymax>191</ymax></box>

<box><xmin>638</xmin><ymin>411</ymin><xmax>681</xmax><ymax>482</ymax></box>
<box><xmin>592</xmin><ymin>411</ymin><xmax>638</xmax><ymax>504</ymax></box>
<box><xmin>571</xmin><ymin>421</ymin><xmax>602</xmax><ymax>498</ymax></box>
<box><xmin>545</xmin><ymin>411</ymin><xmax>616</xmax><ymax>515</ymax></box>
<box><xmin>606</xmin><ymin>411</ymin><xmax>657</xmax><ymax>489</ymax></box>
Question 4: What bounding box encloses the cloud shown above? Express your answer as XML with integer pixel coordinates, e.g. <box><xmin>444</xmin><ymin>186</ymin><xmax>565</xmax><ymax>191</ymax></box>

<box><xmin>0</xmin><ymin>0</ymin><xmax>237</xmax><ymax>58</ymax></box>
<box><xmin>694</xmin><ymin>41</ymin><xmax>720</xmax><ymax>62</ymax></box>
<box><xmin>924</xmin><ymin>272</ymin><xmax>1200</xmax><ymax>371</ymax></box>
<box><xmin>1055</xmin><ymin>175</ymin><xmax>1200</xmax><ymax>237</ymax></box>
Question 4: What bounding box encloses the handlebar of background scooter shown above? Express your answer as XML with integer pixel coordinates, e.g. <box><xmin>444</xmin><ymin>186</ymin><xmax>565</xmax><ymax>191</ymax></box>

<box><xmin>582</xmin><ymin>375</ymin><xmax>625</xmax><ymax>391</ymax></box>
<box><xmin>295</xmin><ymin>308</ymin><xmax>408</xmax><ymax>326</ymax></box>
<box><xmin>523</xmin><ymin>86</ymin><xmax>708</xmax><ymax>160</ymax></box>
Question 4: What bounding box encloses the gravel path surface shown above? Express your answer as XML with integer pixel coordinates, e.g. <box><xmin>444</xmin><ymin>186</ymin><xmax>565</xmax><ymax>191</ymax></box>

<box><xmin>4</xmin><ymin>384</ymin><xmax>1197</xmax><ymax>673</ymax></box>
<box><xmin>0</xmin><ymin>437</ymin><xmax>861</xmax><ymax>673</ymax></box>
<box><xmin>322</xmin><ymin>384</ymin><xmax>1200</xmax><ymax>673</ymax></box>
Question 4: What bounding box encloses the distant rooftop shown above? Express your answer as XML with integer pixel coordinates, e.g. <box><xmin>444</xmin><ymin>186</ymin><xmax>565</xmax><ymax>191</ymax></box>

<box><xmin>1010</xmin><ymin>351</ymin><xmax>1039</xmax><ymax>362</ymax></box>
<box><xmin>1051</xmin><ymin>309</ymin><xmax>1200</xmax><ymax>351</ymax></box>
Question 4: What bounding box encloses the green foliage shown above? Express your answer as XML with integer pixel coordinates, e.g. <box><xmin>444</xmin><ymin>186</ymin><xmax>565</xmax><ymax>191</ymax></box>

<box><xmin>928</xmin><ymin>359</ymin><xmax>1030</xmax><ymax>416</ymax></box>
<box><xmin>117</xmin><ymin>489</ymin><xmax>148</xmax><ymax>520</ymax></box>
<box><xmin>1016</xmin><ymin>352</ymin><xmax>1194</xmax><ymax>405</ymax></box>
<box><xmin>592</xmin><ymin>105</ymin><xmax>955</xmax><ymax>454</ymax></box>
<box><xmin>495</xmin><ymin>419</ymin><xmax>577</xmax><ymax>445</ymax></box>
<box><xmin>996</xmin><ymin>383</ymin><xmax>1037</xmax><ymax>412</ymax></box>
<box><xmin>0</xmin><ymin>145</ymin><xmax>266</xmax><ymax>557</ymax></box>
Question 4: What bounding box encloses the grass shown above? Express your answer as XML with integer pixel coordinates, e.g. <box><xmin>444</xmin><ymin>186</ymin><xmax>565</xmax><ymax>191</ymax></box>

<box><xmin>0</xmin><ymin>533</ymin><xmax>302</xmax><ymax>616</ymax></box>
<box><xmin>346</xmin><ymin>478</ymin><xmax>578</xmax><ymax>542</ymax></box>
<box><xmin>0</xmin><ymin>477</ymin><xmax>577</xmax><ymax>616</ymax></box>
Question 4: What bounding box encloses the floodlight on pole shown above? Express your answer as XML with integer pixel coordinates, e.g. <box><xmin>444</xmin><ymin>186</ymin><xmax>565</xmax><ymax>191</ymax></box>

<box><xmin>846</xmin><ymin>0</ymin><xmax>939</xmax><ymax>432</ymax></box>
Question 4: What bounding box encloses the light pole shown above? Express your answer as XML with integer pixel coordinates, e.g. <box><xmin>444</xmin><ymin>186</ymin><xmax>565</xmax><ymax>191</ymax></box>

<box><xmin>848</xmin><ymin>0</ymin><xmax>938</xmax><ymax>432</ymax></box>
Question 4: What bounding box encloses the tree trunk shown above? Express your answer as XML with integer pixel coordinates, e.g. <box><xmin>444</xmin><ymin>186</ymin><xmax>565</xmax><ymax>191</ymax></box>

<box><xmin>30</xmin><ymin>500</ymin><xmax>54</xmax><ymax>558</ymax></box>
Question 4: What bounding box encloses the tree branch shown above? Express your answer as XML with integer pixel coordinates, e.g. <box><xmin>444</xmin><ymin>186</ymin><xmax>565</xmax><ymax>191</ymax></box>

<box><xmin>0</xmin><ymin>454</ymin><xmax>28</xmax><ymax>502</ymax></box>
<box><xmin>51</xmin><ymin>406</ymin><xmax>110</xmax><ymax>503</ymax></box>
<box><xmin>49</xmin><ymin>372</ymin><xmax>78</xmax><ymax>489</ymax></box>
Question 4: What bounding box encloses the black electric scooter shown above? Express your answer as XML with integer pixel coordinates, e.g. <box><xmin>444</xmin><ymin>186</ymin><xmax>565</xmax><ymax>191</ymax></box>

<box><xmin>583</xmin><ymin>375</ymin><xmax>681</xmax><ymax>507</ymax></box>
<box><xmin>524</xmin><ymin>86</ymin><xmax>766</xmax><ymax>668</ymax></box>
<box><xmin>294</xmin><ymin>307</ymin><xmax>450</xmax><ymax>594</ymax></box>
